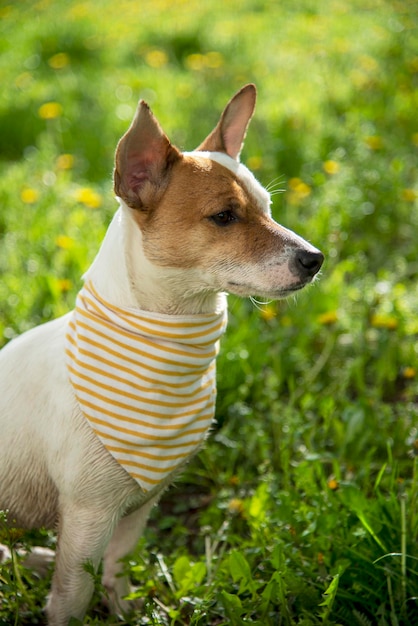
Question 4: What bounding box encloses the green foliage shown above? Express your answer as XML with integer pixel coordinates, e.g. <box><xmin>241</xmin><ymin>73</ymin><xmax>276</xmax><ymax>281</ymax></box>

<box><xmin>0</xmin><ymin>0</ymin><xmax>417</xmax><ymax>624</ymax></box>
<box><xmin>0</xmin><ymin>512</ymin><xmax>52</xmax><ymax>625</ymax></box>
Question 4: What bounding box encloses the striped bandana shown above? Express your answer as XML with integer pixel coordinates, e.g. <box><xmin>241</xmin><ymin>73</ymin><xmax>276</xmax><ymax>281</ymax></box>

<box><xmin>65</xmin><ymin>282</ymin><xmax>227</xmax><ymax>492</ymax></box>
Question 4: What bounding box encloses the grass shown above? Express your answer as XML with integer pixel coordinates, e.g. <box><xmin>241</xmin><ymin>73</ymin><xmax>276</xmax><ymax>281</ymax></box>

<box><xmin>0</xmin><ymin>0</ymin><xmax>417</xmax><ymax>624</ymax></box>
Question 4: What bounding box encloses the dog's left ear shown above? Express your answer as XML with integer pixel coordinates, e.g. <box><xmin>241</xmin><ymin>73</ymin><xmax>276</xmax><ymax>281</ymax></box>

<box><xmin>196</xmin><ymin>84</ymin><xmax>256</xmax><ymax>160</ymax></box>
<box><xmin>114</xmin><ymin>101</ymin><xmax>181</xmax><ymax>210</ymax></box>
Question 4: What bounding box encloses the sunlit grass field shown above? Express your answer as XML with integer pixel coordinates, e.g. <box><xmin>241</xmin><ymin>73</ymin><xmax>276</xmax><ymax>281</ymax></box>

<box><xmin>0</xmin><ymin>0</ymin><xmax>417</xmax><ymax>624</ymax></box>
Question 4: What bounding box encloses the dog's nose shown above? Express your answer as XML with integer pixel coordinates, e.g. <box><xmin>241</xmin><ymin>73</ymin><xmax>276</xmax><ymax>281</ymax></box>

<box><xmin>295</xmin><ymin>249</ymin><xmax>324</xmax><ymax>279</ymax></box>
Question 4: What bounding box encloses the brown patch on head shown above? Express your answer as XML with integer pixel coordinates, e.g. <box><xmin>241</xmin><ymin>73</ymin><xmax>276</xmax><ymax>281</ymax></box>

<box><xmin>130</xmin><ymin>154</ymin><xmax>290</xmax><ymax>273</ymax></box>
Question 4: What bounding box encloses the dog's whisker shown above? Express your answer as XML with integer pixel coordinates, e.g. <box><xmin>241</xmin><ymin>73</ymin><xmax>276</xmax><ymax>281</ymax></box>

<box><xmin>249</xmin><ymin>295</ymin><xmax>274</xmax><ymax>311</ymax></box>
<box><xmin>266</xmin><ymin>176</ymin><xmax>285</xmax><ymax>192</ymax></box>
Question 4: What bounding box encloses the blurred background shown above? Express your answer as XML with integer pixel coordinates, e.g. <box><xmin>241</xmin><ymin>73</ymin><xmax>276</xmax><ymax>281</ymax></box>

<box><xmin>0</xmin><ymin>1</ymin><xmax>417</xmax><ymax>624</ymax></box>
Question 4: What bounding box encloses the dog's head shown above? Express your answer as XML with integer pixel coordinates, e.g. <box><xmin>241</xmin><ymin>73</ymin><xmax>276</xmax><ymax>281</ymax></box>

<box><xmin>113</xmin><ymin>84</ymin><xmax>323</xmax><ymax>301</ymax></box>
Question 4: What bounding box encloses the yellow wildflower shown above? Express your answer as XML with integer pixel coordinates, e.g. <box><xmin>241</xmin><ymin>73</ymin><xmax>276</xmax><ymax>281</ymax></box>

<box><xmin>228</xmin><ymin>498</ymin><xmax>245</xmax><ymax>515</ymax></box>
<box><xmin>185</xmin><ymin>53</ymin><xmax>206</xmax><ymax>71</ymax></box>
<box><xmin>145</xmin><ymin>49</ymin><xmax>168</xmax><ymax>68</ymax></box>
<box><xmin>48</xmin><ymin>52</ymin><xmax>70</xmax><ymax>69</ymax></box>
<box><xmin>318</xmin><ymin>311</ymin><xmax>338</xmax><ymax>325</ymax></box>
<box><xmin>58</xmin><ymin>279</ymin><xmax>72</xmax><ymax>292</ymax></box>
<box><xmin>365</xmin><ymin>135</ymin><xmax>383</xmax><ymax>150</ymax></box>
<box><xmin>287</xmin><ymin>177</ymin><xmax>311</xmax><ymax>205</ymax></box>
<box><xmin>56</xmin><ymin>154</ymin><xmax>75</xmax><ymax>170</ymax></box>
<box><xmin>20</xmin><ymin>188</ymin><xmax>39</xmax><ymax>204</ymax></box>
<box><xmin>38</xmin><ymin>102</ymin><xmax>63</xmax><ymax>120</ymax></box>
<box><xmin>56</xmin><ymin>235</ymin><xmax>74</xmax><ymax>250</ymax></box>
<box><xmin>371</xmin><ymin>314</ymin><xmax>398</xmax><ymax>330</ymax></box>
<box><xmin>184</xmin><ymin>52</ymin><xmax>224</xmax><ymax>71</ymax></box>
<box><xmin>323</xmin><ymin>160</ymin><xmax>340</xmax><ymax>175</ymax></box>
<box><xmin>260</xmin><ymin>304</ymin><xmax>276</xmax><ymax>321</ymax></box>
<box><xmin>402</xmin><ymin>367</ymin><xmax>416</xmax><ymax>379</ymax></box>
<box><xmin>74</xmin><ymin>187</ymin><xmax>102</xmax><ymax>209</ymax></box>
<box><xmin>327</xmin><ymin>478</ymin><xmax>339</xmax><ymax>491</ymax></box>
<box><xmin>288</xmin><ymin>178</ymin><xmax>311</xmax><ymax>196</ymax></box>
<box><xmin>401</xmin><ymin>188</ymin><xmax>417</xmax><ymax>202</ymax></box>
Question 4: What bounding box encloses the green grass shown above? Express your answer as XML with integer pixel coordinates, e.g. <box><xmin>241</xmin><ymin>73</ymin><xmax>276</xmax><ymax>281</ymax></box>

<box><xmin>0</xmin><ymin>0</ymin><xmax>417</xmax><ymax>624</ymax></box>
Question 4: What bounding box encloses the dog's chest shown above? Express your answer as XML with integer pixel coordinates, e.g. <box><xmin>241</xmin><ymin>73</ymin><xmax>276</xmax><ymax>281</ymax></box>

<box><xmin>65</xmin><ymin>282</ymin><xmax>227</xmax><ymax>492</ymax></box>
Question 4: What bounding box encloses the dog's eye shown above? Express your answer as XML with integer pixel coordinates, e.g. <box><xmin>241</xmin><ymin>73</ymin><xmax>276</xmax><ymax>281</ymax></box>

<box><xmin>211</xmin><ymin>210</ymin><xmax>238</xmax><ymax>226</ymax></box>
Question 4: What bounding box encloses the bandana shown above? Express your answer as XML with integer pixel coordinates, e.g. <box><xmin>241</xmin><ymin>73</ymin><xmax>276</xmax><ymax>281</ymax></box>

<box><xmin>65</xmin><ymin>282</ymin><xmax>227</xmax><ymax>492</ymax></box>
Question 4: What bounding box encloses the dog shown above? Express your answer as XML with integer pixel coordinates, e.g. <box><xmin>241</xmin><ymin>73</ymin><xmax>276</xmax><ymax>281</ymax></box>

<box><xmin>0</xmin><ymin>84</ymin><xmax>323</xmax><ymax>625</ymax></box>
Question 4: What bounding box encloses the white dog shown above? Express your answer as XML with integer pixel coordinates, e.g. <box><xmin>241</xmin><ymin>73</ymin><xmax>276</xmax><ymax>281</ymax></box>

<box><xmin>0</xmin><ymin>84</ymin><xmax>323</xmax><ymax>625</ymax></box>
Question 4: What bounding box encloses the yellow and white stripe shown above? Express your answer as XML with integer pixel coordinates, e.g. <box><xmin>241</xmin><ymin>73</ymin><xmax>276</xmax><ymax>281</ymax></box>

<box><xmin>65</xmin><ymin>281</ymin><xmax>227</xmax><ymax>492</ymax></box>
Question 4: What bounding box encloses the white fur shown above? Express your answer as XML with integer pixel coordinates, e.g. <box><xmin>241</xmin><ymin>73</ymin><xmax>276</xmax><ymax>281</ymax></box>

<box><xmin>185</xmin><ymin>150</ymin><xmax>272</xmax><ymax>215</ymax></box>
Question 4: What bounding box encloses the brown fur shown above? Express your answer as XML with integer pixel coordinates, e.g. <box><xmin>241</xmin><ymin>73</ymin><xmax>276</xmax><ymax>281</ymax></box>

<box><xmin>133</xmin><ymin>156</ymin><xmax>290</xmax><ymax>271</ymax></box>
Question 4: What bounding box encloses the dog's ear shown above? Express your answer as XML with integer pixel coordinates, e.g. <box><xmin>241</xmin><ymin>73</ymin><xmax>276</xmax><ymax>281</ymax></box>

<box><xmin>196</xmin><ymin>84</ymin><xmax>256</xmax><ymax>160</ymax></box>
<box><xmin>114</xmin><ymin>101</ymin><xmax>181</xmax><ymax>210</ymax></box>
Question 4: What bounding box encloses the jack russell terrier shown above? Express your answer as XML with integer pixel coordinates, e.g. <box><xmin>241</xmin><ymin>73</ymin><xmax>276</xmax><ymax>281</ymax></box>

<box><xmin>0</xmin><ymin>84</ymin><xmax>323</xmax><ymax>624</ymax></box>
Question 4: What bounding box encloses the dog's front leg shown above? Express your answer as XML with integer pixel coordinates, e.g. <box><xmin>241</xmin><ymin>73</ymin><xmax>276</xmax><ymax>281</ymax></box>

<box><xmin>102</xmin><ymin>495</ymin><xmax>159</xmax><ymax>616</ymax></box>
<box><xmin>46</xmin><ymin>503</ymin><xmax>119</xmax><ymax>626</ymax></box>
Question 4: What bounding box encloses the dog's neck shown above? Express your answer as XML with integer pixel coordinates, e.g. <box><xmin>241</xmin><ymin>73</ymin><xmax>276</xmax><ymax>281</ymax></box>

<box><xmin>83</xmin><ymin>200</ymin><xmax>226</xmax><ymax>316</ymax></box>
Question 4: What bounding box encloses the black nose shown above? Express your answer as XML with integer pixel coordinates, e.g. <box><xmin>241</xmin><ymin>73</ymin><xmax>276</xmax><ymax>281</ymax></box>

<box><xmin>295</xmin><ymin>249</ymin><xmax>324</xmax><ymax>279</ymax></box>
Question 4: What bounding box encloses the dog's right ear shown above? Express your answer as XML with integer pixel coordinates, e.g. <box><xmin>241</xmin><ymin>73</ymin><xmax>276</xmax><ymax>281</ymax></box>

<box><xmin>114</xmin><ymin>101</ymin><xmax>181</xmax><ymax>210</ymax></box>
